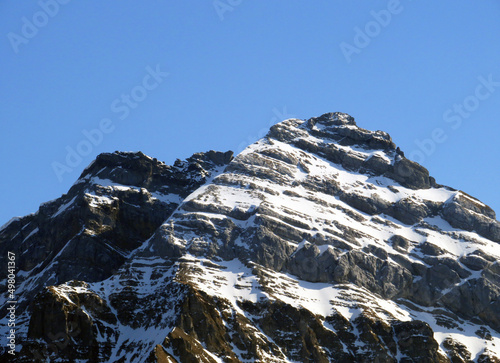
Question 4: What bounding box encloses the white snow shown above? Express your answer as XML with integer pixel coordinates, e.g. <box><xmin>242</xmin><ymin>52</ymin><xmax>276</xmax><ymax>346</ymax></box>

<box><xmin>6</xmin><ymin>117</ymin><xmax>499</xmax><ymax>362</ymax></box>
<box><xmin>89</xmin><ymin>176</ymin><xmax>141</xmax><ymax>191</ymax></box>
<box><xmin>22</xmin><ymin>227</ymin><xmax>39</xmax><ymax>243</ymax></box>
<box><xmin>50</xmin><ymin>283</ymin><xmax>91</xmax><ymax>305</ymax></box>
<box><xmin>85</xmin><ymin>193</ymin><xmax>116</xmax><ymax>208</ymax></box>
<box><xmin>52</xmin><ymin>196</ymin><xmax>77</xmax><ymax>218</ymax></box>
<box><xmin>400</xmin><ymin>300</ymin><xmax>500</xmax><ymax>360</ymax></box>
<box><xmin>150</xmin><ymin>192</ymin><xmax>183</xmax><ymax>204</ymax></box>
<box><xmin>458</xmin><ymin>191</ymin><xmax>487</xmax><ymax>207</ymax></box>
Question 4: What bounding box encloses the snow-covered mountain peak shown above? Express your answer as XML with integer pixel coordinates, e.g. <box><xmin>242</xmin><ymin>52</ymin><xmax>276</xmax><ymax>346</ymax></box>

<box><xmin>2</xmin><ymin>113</ymin><xmax>500</xmax><ymax>362</ymax></box>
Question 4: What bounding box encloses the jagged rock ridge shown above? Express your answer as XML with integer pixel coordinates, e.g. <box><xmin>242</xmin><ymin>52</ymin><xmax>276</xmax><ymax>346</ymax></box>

<box><xmin>0</xmin><ymin>149</ymin><xmax>233</xmax><ymax>358</ymax></box>
<box><xmin>1</xmin><ymin>112</ymin><xmax>499</xmax><ymax>362</ymax></box>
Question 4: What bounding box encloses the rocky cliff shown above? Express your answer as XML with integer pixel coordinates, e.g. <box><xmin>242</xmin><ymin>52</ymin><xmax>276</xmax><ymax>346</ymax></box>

<box><xmin>1</xmin><ymin>112</ymin><xmax>499</xmax><ymax>362</ymax></box>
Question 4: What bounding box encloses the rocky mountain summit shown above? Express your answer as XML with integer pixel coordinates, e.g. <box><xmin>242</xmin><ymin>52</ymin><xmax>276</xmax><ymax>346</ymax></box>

<box><xmin>1</xmin><ymin>112</ymin><xmax>500</xmax><ymax>362</ymax></box>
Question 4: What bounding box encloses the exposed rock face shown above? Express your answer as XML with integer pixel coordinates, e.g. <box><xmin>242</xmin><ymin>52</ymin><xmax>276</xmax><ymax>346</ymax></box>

<box><xmin>0</xmin><ymin>150</ymin><xmax>232</xmax><ymax>337</ymax></box>
<box><xmin>1</xmin><ymin>112</ymin><xmax>500</xmax><ymax>362</ymax></box>
<box><xmin>442</xmin><ymin>193</ymin><xmax>500</xmax><ymax>242</ymax></box>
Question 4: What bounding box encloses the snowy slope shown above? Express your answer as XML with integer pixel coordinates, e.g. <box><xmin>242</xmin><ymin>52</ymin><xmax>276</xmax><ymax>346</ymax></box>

<box><xmin>2</xmin><ymin>113</ymin><xmax>500</xmax><ymax>362</ymax></box>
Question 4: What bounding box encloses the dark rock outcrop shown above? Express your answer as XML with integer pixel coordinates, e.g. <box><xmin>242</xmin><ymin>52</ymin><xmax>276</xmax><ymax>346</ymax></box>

<box><xmin>0</xmin><ymin>150</ymin><xmax>233</xmax><ymax>320</ymax></box>
<box><xmin>2</xmin><ymin>112</ymin><xmax>499</xmax><ymax>362</ymax></box>
<box><xmin>442</xmin><ymin>193</ymin><xmax>500</xmax><ymax>242</ymax></box>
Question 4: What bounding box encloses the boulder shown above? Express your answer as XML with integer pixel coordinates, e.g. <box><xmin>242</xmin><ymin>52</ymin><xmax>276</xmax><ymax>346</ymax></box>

<box><xmin>387</xmin><ymin>156</ymin><xmax>431</xmax><ymax>189</ymax></box>
<box><xmin>442</xmin><ymin>194</ymin><xmax>500</xmax><ymax>242</ymax></box>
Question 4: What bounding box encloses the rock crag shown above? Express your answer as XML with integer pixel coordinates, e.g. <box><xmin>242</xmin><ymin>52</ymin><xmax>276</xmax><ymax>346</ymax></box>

<box><xmin>1</xmin><ymin>113</ymin><xmax>499</xmax><ymax>362</ymax></box>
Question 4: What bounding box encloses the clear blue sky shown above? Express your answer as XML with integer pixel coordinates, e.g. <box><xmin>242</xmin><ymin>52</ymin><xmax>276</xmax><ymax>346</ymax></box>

<box><xmin>1</xmin><ymin>1</ymin><xmax>499</xmax><ymax>226</ymax></box>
